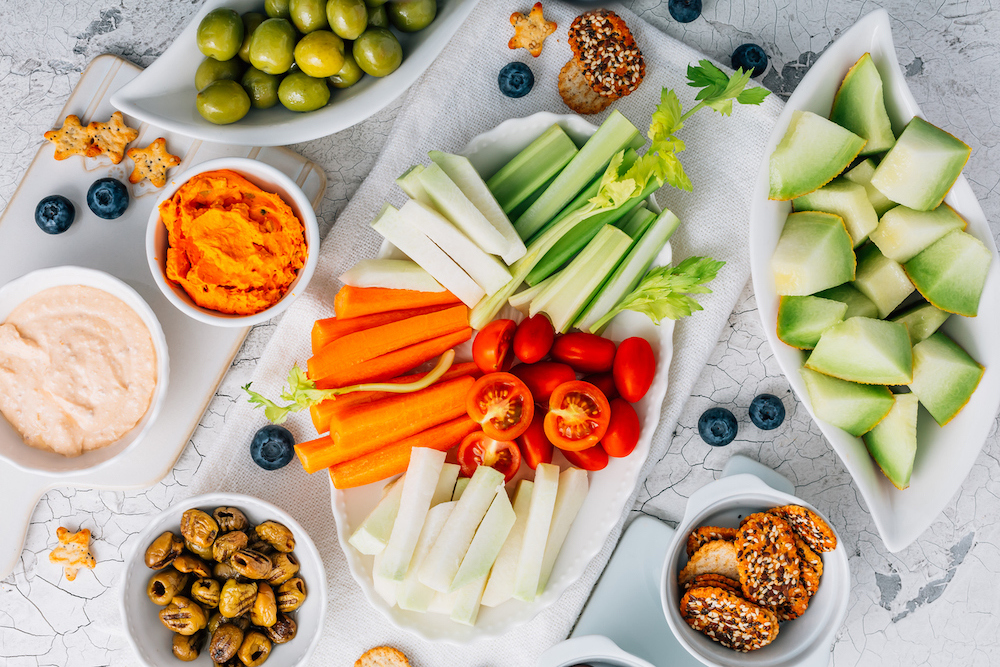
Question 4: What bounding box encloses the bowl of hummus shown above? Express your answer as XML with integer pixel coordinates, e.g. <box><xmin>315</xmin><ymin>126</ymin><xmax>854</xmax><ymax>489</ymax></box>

<box><xmin>146</xmin><ymin>158</ymin><xmax>320</xmax><ymax>327</ymax></box>
<box><xmin>0</xmin><ymin>266</ymin><xmax>169</xmax><ymax>476</ymax></box>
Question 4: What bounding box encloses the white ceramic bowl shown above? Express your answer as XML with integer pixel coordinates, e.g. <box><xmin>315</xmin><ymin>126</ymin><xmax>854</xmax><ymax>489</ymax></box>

<box><xmin>660</xmin><ymin>474</ymin><xmax>850</xmax><ymax>667</ymax></box>
<box><xmin>111</xmin><ymin>0</ymin><xmax>481</xmax><ymax>146</ymax></box>
<box><xmin>0</xmin><ymin>266</ymin><xmax>170</xmax><ymax>477</ymax></box>
<box><xmin>537</xmin><ymin>636</ymin><xmax>656</xmax><ymax>667</ymax></box>
<box><xmin>146</xmin><ymin>157</ymin><xmax>319</xmax><ymax>327</ymax></box>
<box><xmin>119</xmin><ymin>492</ymin><xmax>327</xmax><ymax>667</ymax></box>
<box><xmin>747</xmin><ymin>9</ymin><xmax>1000</xmax><ymax>552</ymax></box>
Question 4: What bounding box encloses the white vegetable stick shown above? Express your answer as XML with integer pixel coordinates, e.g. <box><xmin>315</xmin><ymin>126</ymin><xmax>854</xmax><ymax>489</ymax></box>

<box><xmin>431</xmin><ymin>463</ymin><xmax>460</xmax><ymax>507</ymax></box>
<box><xmin>537</xmin><ymin>467</ymin><xmax>589</xmax><ymax>594</ymax></box>
<box><xmin>396</xmin><ymin>165</ymin><xmax>434</xmax><ymax>206</ymax></box>
<box><xmin>452</xmin><ymin>477</ymin><xmax>470</xmax><ymax>501</ymax></box>
<box><xmin>396</xmin><ymin>502</ymin><xmax>456</xmax><ymax>612</ymax></box>
<box><xmin>349</xmin><ymin>474</ymin><xmax>405</xmax><ymax>555</ymax></box>
<box><xmin>372</xmin><ymin>551</ymin><xmax>398</xmax><ymax>607</ymax></box>
<box><xmin>481</xmin><ymin>479</ymin><xmax>534</xmax><ymax>607</ymax></box>
<box><xmin>450</xmin><ymin>488</ymin><xmax>517</xmax><ymax>591</ymax></box>
<box><xmin>340</xmin><ymin>259</ymin><xmax>445</xmax><ymax>292</ymax></box>
<box><xmin>513</xmin><ymin>463</ymin><xmax>560</xmax><ymax>602</ymax></box>
<box><xmin>418</xmin><ymin>162</ymin><xmax>509</xmax><ymax>256</ymax></box>
<box><xmin>428</xmin><ymin>588</ymin><xmax>459</xmax><ymax>615</ymax></box>
<box><xmin>450</xmin><ymin>575</ymin><xmax>490</xmax><ymax>626</ymax></box>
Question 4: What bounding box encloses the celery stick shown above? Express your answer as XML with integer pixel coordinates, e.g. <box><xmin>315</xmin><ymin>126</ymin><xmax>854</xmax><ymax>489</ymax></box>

<box><xmin>450</xmin><ymin>489</ymin><xmax>516</xmax><ymax>591</ymax></box>
<box><xmin>537</xmin><ymin>467</ymin><xmax>588</xmax><ymax>594</ymax></box>
<box><xmin>340</xmin><ymin>259</ymin><xmax>445</xmax><ymax>292</ymax></box>
<box><xmin>349</xmin><ymin>473</ymin><xmax>404</xmax><ymax>555</ymax></box>
<box><xmin>396</xmin><ymin>502</ymin><xmax>455</xmax><ymax>612</ymax></box>
<box><xmin>513</xmin><ymin>463</ymin><xmax>559</xmax><ymax>602</ymax></box>
<box><xmin>509</xmin><ymin>172</ymin><xmax>557</xmax><ymax>220</ymax></box>
<box><xmin>418</xmin><ymin>163</ymin><xmax>509</xmax><ymax>256</ymax></box>
<box><xmin>487</xmin><ymin>124</ymin><xmax>579</xmax><ymax>214</ymax></box>
<box><xmin>431</xmin><ymin>463</ymin><xmax>460</xmax><ymax>506</ymax></box>
<box><xmin>508</xmin><ymin>276</ymin><xmax>554</xmax><ymax>313</ymax></box>
<box><xmin>515</xmin><ymin>111</ymin><xmax>641</xmax><ymax>240</ymax></box>
<box><xmin>481</xmin><ymin>479</ymin><xmax>534</xmax><ymax>608</ymax></box>
<box><xmin>620</xmin><ymin>205</ymin><xmax>656</xmax><ymax>239</ymax></box>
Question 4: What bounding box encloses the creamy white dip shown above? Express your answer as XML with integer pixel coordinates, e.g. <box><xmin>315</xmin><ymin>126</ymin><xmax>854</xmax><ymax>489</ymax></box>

<box><xmin>0</xmin><ymin>285</ymin><xmax>157</xmax><ymax>457</ymax></box>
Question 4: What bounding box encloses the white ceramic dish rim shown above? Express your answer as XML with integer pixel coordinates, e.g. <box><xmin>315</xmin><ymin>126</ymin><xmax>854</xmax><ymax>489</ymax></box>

<box><xmin>117</xmin><ymin>492</ymin><xmax>328</xmax><ymax>667</ymax></box>
<box><xmin>0</xmin><ymin>266</ymin><xmax>170</xmax><ymax>477</ymax></box>
<box><xmin>747</xmin><ymin>9</ymin><xmax>1000</xmax><ymax>552</ymax></box>
<box><xmin>536</xmin><ymin>635</ymin><xmax>657</xmax><ymax>667</ymax></box>
<box><xmin>145</xmin><ymin>156</ymin><xmax>320</xmax><ymax>327</ymax></box>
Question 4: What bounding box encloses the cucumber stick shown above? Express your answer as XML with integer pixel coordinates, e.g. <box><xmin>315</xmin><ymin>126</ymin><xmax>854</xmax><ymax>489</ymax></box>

<box><xmin>349</xmin><ymin>474</ymin><xmax>405</xmax><ymax>555</ymax></box>
<box><xmin>419</xmin><ymin>465</ymin><xmax>505</xmax><ymax>592</ymax></box>
<box><xmin>537</xmin><ymin>467</ymin><xmax>589</xmax><ymax>594</ymax></box>
<box><xmin>340</xmin><ymin>259</ymin><xmax>445</xmax><ymax>293</ymax></box>
<box><xmin>481</xmin><ymin>479</ymin><xmax>534</xmax><ymax>607</ymax></box>
<box><xmin>431</xmin><ymin>463</ymin><xmax>460</xmax><ymax>506</ymax></box>
<box><xmin>450</xmin><ymin>575</ymin><xmax>490</xmax><ymax>626</ymax></box>
<box><xmin>452</xmin><ymin>476</ymin><xmax>470</xmax><ymax>501</ymax></box>
<box><xmin>450</xmin><ymin>489</ymin><xmax>517</xmax><ymax>591</ymax></box>
<box><xmin>372</xmin><ymin>551</ymin><xmax>398</xmax><ymax>606</ymax></box>
<box><xmin>371</xmin><ymin>203</ymin><xmax>484</xmax><ymax>307</ymax></box>
<box><xmin>376</xmin><ymin>448</ymin><xmax>446</xmax><ymax>581</ymax></box>
<box><xmin>418</xmin><ymin>163</ymin><xmax>509</xmax><ymax>256</ymax></box>
<box><xmin>487</xmin><ymin>124</ymin><xmax>579</xmax><ymax>214</ymax></box>
<box><xmin>513</xmin><ymin>463</ymin><xmax>560</xmax><ymax>602</ymax></box>
<box><xmin>395</xmin><ymin>501</ymin><xmax>456</xmax><ymax>612</ymax></box>
<box><xmin>396</xmin><ymin>165</ymin><xmax>433</xmax><ymax>206</ymax></box>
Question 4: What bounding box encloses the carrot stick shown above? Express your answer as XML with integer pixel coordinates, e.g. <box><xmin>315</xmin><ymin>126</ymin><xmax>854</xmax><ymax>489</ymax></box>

<box><xmin>328</xmin><ymin>416</ymin><xmax>480</xmax><ymax>488</ymax></box>
<box><xmin>295</xmin><ymin>434</ymin><xmax>334</xmax><ymax>474</ymax></box>
<box><xmin>311</xmin><ymin>305</ymin><xmax>450</xmax><ymax>353</ymax></box>
<box><xmin>313</xmin><ymin>328</ymin><xmax>472</xmax><ymax>390</ymax></box>
<box><xmin>334</xmin><ymin>285</ymin><xmax>461</xmax><ymax>319</ymax></box>
<box><xmin>308</xmin><ymin>305</ymin><xmax>469</xmax><ymax>380</ymax></box>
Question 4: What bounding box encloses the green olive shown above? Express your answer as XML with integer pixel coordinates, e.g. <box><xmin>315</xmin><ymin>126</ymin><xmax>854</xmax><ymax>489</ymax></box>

<box><xmin>264</xmin><ymin>0</ymin><xmax>291</xmax><ymax>19</ymax></box>
<box><xmin>241</xmin><ymin>67</ymin><xmax>282</xmax><ymax>109</ymax></box>
<box><xmin>196</xmin><ymin>80</ymin><xmax>251</xmax><ymax>124</ymax></box>
<box><xmin>387</xmin><ymin>0</ymin><xmax>436</xmax><ymax>32</ymax></box>
<box><xmin>294</xmin><ymin>31</ymin><xmax>346</xmax><ymax>78</ymax></box>
<box><xmin>278</xmin><ymin>71</ymin><xmax>331</xmax><ymax>111</ymax></box>
<box><xmin>195</xmin><ymin>57</ymin><xmax>245</xmax><ymax>92</ymax></box>
<box><xmin>249</xmin><ymin>18</ymin><xmax>297</xmax><ymax>74</ymax></box>
<box><xmin>329</xmin><ymin>51</ymin><xmax>365</xmax><ymax>88</ymax></box>
<box><xmin>289</xmin><ymin>0</ymin><xmax>329</xmax><ymax>33</ymax></box>
<box><xmin>352</xmin><ymin>28</ymin><xmax>402</xmax><ymax>77</ymax></box>
<box><xmin>367</xmin><ymin>5</ymin><xmax>388</xmax><ymax>28</ymax></box>
<box><xmin>238</xmin><ymin>12</ymin><xmax>266</xmax><ymax>63</ymax></box>
<box><xmin>326</xmin><ymin>0</ymin><xmax>368</xmax><ymax>40</ymax></box>
<box><xmin>365</xmin><ymin>0</ymin><xmax>388</xmax><ymax>6</ymax></box>
<box><xmin>197</xmin><ymin>8</ymin><xmax>244</xmax><ymax>61</ymax></box>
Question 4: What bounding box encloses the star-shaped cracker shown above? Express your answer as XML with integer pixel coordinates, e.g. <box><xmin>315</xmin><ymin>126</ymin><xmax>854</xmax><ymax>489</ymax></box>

<box><xmin>509</xmin><ymin>3</ymin><xmax>557</xmax><ymax>58</ymax></box>
<box><xmin>49</xmin><ymin>527</ymin><xmax>97</xmax><ymax>582</ymax></box>
<box><xmin>43</xmin><ymin>115</ymin><xmax>96</xmax><ymax>161</ymax></box>
<box><xmin>87</xmin><ymin>111</ymin><xmax>139</xmax><ymax>164</ymax></box>
<box><xmin>127</xmin><ymin>137</ymin><xmax>181</xmax><ymax>188</ymax></box>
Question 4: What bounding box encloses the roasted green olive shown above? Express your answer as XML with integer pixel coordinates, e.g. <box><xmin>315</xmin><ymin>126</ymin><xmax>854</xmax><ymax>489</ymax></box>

<box><xmin>276</xmin><ymin>577</ymin><xmax>307</xmax><ymax>612</ymax></box>
<box><xmin>266</xmin><ymin>552</ymin><xmax>300</xmax><ymax>585</ymax></box>
<box><xmin>181</xmin><ymin>509</ymin><xmax>219</xmax><ymax>550</ymax></box>
<box><xmin>237</xmin><ymin>630</ymin><xmax>272</xmax><ymax>667</ymax></box>
<box><xmin>230</xmin><ymin>549</ymin><xmax>273</xmax><ymax>579</ymax></box>
<box><xmin>214</xmin><ymin>507</ymin><xmax>249</xmax><ymax>532</ymax></box>
<box><xmin>219</xmin><ymin>579</ymin><xmax>258</xmax><ymax>618</ymax></box>
<box><xmin>387</xmin><ymin>0</ymin><xmax>436</xmax><ymax>32</ymax></box>
<box><xmin>209</xmin><ymin>622</ymin><xmax>245</xmax><ymax>663</ymax></box>
<box><xmin>329</xmin><ymin>51</ymin><xmax>364</xmax><ymax>88</ymax></box>
<box><xmin>327</xmin><ymin>0</ymin><xmax>368</xmax><ymax>40</ymax></box>
<box><xmin>213</xmin><ymin>561</ymin><xmax>242</xmax><ymax>582</ymax></box>
<box><xmin>212</xmin><ymin>530</ymin><xmax>249</xmax><ymax>563</ymax></box>
<box><xmin>197</xmin><ymin>8</ymin><xmax>244</xmax><ymax>61</ymax></box>
<box><xmin>191</xmin><ymin>577</ymin><xmax>222</xmax><ymax>609</ymax></box>
<box><xmin>145</xmin><ymin>531</ymin><xmax>184</xmax><ymax>570</ymax></box>
<box><xmin>184</xmin><ymin>538</ymin><xmax>215</xmax><ymax>561</ymax></box>
<box><xmin>159</xmin><ymin>596</ymin><xmax>208</xmax><ymax>635</ymax></box>
<box><xmin>264</xmin><ymin>611</ymin><xmax>297</xmax><ymax>644</ymax></box>
<box><xmin>294</xmin><ymin>30</ymin><xmax>346</xmax><ymax>78</ymax></box>
<box><xmin>289</xmin><ymin>0</ymin><xmax>329</xmax><ymax>33</ymax></box>
<box><xmin>195</xmin><ymin>57</ymin><xmax>245</xmax><ymax>92</ymax></box>
<box><xmin>264</xmin><ymin>0</ymin><xmax>290</xmax><ymax>19</ymax></box>
<box><xmin>147</xmin><ymin>569</ymin><xmax>189</xmax><ymax>606</ymax></box>
<box><xmin>255</xmin><ymin>521</ymin><xmax>296</xmax><ymax>553</ymax></box>
<box><xmin>278</xmin><ymin>71</ymin><xmax>331</xmax><ymax>112</ymax></box>
<box><xmin>352</xmin><ymin>28</ymin><xmax>402</xmax><ymax>77</ymax></box>
<box><xmin>367</xmin><ymin>5</ymin><xmax>388</xmax><ymax>28</ymax></box>
<box><xmin>172</xmin><ymin>552</ymin><xmax>213</xmax><ymax>578</ymax></box>
<box><xmin>196</xmin><ymin>80</ymin><xmax>252</xmax><ymax>125</ymax></box>
<box><xmin>172</xmin><ymin>629</ymin><xmax>206</xmax><ymax>662</ymax></box>
<box><xmin>250</xmin><ymin>582</ymin><xmax>278</xmax><ymax>628</ymax></box>
<box><xmin>249</xmin><ymin>18</ymin><xmax>297</xmax><ymax>75</ymax></box>
<box><xmin>238</xmin><ymin>12</ymin><xmax>266</xmax><ymax>63</ymax></box>
<box><xmin>207</xmin><ymin>611</ymin><xmax>225</xmax><ymax>635</ymax></box>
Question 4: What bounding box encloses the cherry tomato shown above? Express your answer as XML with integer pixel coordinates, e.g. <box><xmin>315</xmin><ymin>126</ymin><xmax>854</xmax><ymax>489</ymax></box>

<box><xmin>551</xmin><ymin>332</ymin><xmax>617</xmax><ymax>373</ymax></box>
<box><xmin>466</xmin><ymin>372</ymin><xmax>535</xmax><ymax>440</ymax></box>
<box><xmin>458</xmin><ymin>431</ymin><xmax>521</xmax><ymax>483</ymax></box>
<box><xmin>510</xmin><ymin>361</ymin><xmax>576</xmax><ymax>403</ymax></box>
<box><xmin>516</xmin><ymin>411</ymin><xmax>553</xmax><ymax>470</ymax></box>
<box><xmin>613</xmin><ymin>337</ymin><xmax>656</xmax><ymax>402</ymax></box>
<box><xmin>562</xmin><ymin>444</ymin><xmax>609</xmax><ymax>471</ymax></box>
<box><xmin>602</xmin><ymin>398</ymin><xmax>641</xmax><ymax>457</ymax></box>
<box><xmin>544</xmin><ymin>381</ymin><xmax>611</xmax><ymax>451</ymax></box>
<box><xmin>513</xmin><ymin>314</ymin><xmax>555</xmax><ymax>364</ymax></box>
<box><xmin>473</xmin><ymin>319</ymin><xmax>516</xmax><ymax>374</ymax></box>
<box><xmin>582</xmin><ymin>372</ymin><xmax>618</xmax><ymax>401</ymax></box>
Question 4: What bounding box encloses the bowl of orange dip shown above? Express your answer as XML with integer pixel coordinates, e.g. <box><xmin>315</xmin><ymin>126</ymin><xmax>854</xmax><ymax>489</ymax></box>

<box><xmin>146</xmin><ymin>158</ymin><xmax>320</xmax><ymax>327</ymax></box>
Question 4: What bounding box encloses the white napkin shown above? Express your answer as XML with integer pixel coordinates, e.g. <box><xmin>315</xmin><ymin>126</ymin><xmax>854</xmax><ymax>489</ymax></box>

<box><xmin>191</xmin><ymin>1</ymin><xmax>782</xmax><ymax>663</ymax></box>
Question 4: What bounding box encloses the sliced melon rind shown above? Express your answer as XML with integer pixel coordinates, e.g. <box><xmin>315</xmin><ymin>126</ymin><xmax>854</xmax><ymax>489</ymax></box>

<box><xmin>869</xmin><ymin>204</ymin><xmax>967</xmax><ymax>264</ymax></box>
<box><xmin>889</xmin><ymin>301</ymin><xmax>950</xmax><ymax>344</ymax></box>
<box><xmin>816</xmin><ymin>283</ymin><xmax>880</xmax><ymax>319</ymax></box>
<box><xmin>777</xmin><ymin>295</ymin><xmax>848</xmax><ymax>349</ymax></box>
<box><xmin>852</xmin><ymin>243</ymin><xmax>914</xmax><ymax>319</ymax></box>
<box><xmin>903</xmin><ymin>229</ymin><xmax>992</xmax><ymax>317</ymax></box>
<box><xmin>792</xmin><ymin>178</ymin><xmax>879</xmax><ymax>247</ymax></box>
<box><xmin>863</xmin><ymin>393</ymin><xmax>918</xmax><ymax>490</ymax></box>
<box><xmin>769</xmin><ymin>110</ymin><xmax>867</xmax><ymax>201</ymax></box>
<box><xmin>909</xmin><ymin>332</ymin><xmax>984</xmax><ymax>426</ymax></box>
<box><xmin>830</xmin><ymin>53</ymin><xmax>896</xmax><ymax>155</ymax></box>
<box><xmin>800</xmin><ymin>367</ymin><xmax>894</xmax><ymax>436</ymax></box>
<box><xmin>771</xmin><ymin>211</ymin><xmax>856</xmax><ymax>296</ymax></box>
<box><xmin>805</xmin><ymin>317</ymin><xmax>913</xmax><ymax>385</ymax></box>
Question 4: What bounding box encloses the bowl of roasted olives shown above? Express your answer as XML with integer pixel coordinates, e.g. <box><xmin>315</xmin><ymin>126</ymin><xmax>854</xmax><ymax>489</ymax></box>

<box><xmin>111</xmin><ymin>0</ymin><xmax>482</xmax><ymax>145</ymax></box>
<box><xmin>120</xmin><ymin>493</ymin><xmax>326</xmax><ymax>666</ymax></box>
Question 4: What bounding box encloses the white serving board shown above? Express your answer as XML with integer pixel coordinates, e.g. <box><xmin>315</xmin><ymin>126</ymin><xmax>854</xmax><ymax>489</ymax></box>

<box><xmin>0</xmin><ymin>55</ymin><xmax>326</xmax><ymax>578</ymax></box>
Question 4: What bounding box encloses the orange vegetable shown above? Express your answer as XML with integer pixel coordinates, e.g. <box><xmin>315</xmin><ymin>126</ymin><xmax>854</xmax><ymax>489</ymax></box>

<box><xmin>311</xmin><ymin>305</ymin><xmax>449</xmax><ymax>353</ymax></box>
<box><xmin>334</xmin><ymin>285</ymin><xmax>461</xmax><ymax>319</ymax></box>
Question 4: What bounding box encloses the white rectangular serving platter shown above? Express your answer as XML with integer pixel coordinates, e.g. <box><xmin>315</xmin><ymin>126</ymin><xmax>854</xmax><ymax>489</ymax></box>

<box><xmin>0</xmin><ymin>54</ymin><xmax>326</xmax><ymax>578</ymax></box>
<box><xmin>748</xmin><ymin>10</ymin><xmax>1000</xmax><ymax>552</ymax></box>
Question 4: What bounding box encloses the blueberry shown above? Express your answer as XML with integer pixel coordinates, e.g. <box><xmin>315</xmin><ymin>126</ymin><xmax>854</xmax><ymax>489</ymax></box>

<box><xmin>731</xmin><ymin>43</ymin><xmax>769</xmax><ymax>77</ymax></box>
<box><xmin>698</xmin><ymin>407</ymin><xmax>738</xmax><ymax>446</ymax></box>
<box><xmin>34</xmin><ymin>195</ymin><xmax>75</xmax><ymax>234</ymax></box>
<box><xmin>668</xmin><ymin>0</ymin><xmax>702</xmax><ymax>23</ymax></box>
<box><xmin>250</xmin><ymin>425</ymin><xmax>295</xmax><ymax>471</ymax></box>
<box><xmin>498</xmin><ymin>62</ymin><xmax>534</xmax><ymax>98</ymax></box>
<box><xmin>86</xmin><ymin>177</ymin><xmax>129</xmax><ymax>219</ymax></box>
<box><xmin>749</xmin><ymin>394</ymin><xmax>785</xmax><ymax>430</ymax></box>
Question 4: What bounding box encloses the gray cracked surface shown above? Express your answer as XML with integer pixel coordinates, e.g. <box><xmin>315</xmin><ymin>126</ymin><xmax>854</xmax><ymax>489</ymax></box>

<box><xmin>1</xmin><ymin>0</ymin><xmax>999</xmax><ymax>665</ymax></box>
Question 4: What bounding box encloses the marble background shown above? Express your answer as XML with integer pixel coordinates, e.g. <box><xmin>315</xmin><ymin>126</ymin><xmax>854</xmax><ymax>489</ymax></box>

<box><xmin>2</xmin><ymin>0</ymin><xmax>999</xmax><ymax>665</ymax></box>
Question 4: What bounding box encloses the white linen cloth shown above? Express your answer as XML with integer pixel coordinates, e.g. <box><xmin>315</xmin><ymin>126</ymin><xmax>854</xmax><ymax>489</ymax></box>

<box><xmin>191</xmin><ymin>1</ymin><xmax>782</xmax><ymax>663</ymax></box>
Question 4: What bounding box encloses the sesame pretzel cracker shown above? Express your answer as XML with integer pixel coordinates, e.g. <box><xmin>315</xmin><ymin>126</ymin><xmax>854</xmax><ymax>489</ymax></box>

<box><xmin>680</xmin><ymin>586</ymin><xmax>779</xmax><ymax>652</ymax></box>
<box><xmin>679</xmin><ymin>539</ymin><xmax>741</xmax><ymax>585</ymax></box>
<box><xmin>567</xmin><ymin>9</ymin><xmax>645</xmax><ymax>99</ymax></box>
<box><xmin>686</xmin><ymin>525</ymin><xmax>737</xmax><ymax>557</ymax></box>
<box><xmin>557</xmin><ymin>59</ymin><xmax>615</xmax><ymax>115</ymax></box>
<box><xmin>735</xmin><ymin>512</ymin><xmax>806</xmax><ymax>609</ymax></box>
<box><xmin>682</xmin><ymin>573</ymin><xmax>742</xmax><ymax>595</ymax></box>
<box><xmin>769</xmin><ymin>504</ymin><xmax>838</xmax><ymax>553</ymax></box>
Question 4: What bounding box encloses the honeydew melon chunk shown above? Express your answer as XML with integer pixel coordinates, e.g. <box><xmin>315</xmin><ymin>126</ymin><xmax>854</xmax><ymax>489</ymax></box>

<box><xmin>452</xmin><ymin>476</ymin><xmax>470</xmax><ymax>501</ymax></box>
<box><xmin>377</xmin><ymin>448</ymin><xmax>447</xmax><ymax>581</ymax></box>
<box><xmin>800</xmin><ymin>367</ymin><xmax>895</xmax><ymax>437</ymax></box>
<box><xmin>513</xmin><ymin>463</ymin><xmax>560</xmax><ymax>602</ymax></box>
<box><xmin>890</xmin><ymin>302</ymin><xmax>950</xmax><ymax>344</ymax></box>
<box><xmin>771</xmin><ymin>211</ymin><xmax>856</xmax><ymax>296</ymax></box>
<box><xmin>769</xmin><ymin>110</ymin><xmax>867</xmax><ymax>201</ymax></box>
<box><xmin>852</xmin><ymin>243</ymin><xmax>914</xmax><ymax>318</ymax></box>
<box><xmin>805</xmin><ymin>317</ymin><xmax>913</xmax><ymax>385</ymax></box>
<box><xmin>793</xmin><ymin>178</ymin><xmax>879</xmax><ymax>247</ymax></box>
<box><xmin>431</xmin><ymin>463</ymin><xmax>460</xmax><ymax>507</ymax></box>
<box><xmin>419</xmin><ymin>464</ymin><xmax>505</xmax><ymax>593</ymax></box>
<box><xmin>909</xmin><ymin>332</ymin><xmax>984</xmax><ymax>426</ymax></box>
<box><xmin>863</xmin><ymin>393</ymin><xmax>918</xmax><ymax>489</ymax></box>
<box><xmin>450</xmin><ymin>575</ymin><xmax>490</xmax><ymax>626</ymax></box>
<box><xmin>903</xmin><ymin>230</ymin><xmax>992</xmax><ymax>317</ymax></box>
<box><xmin>776</xmin><ymin>295</ymin><xmax>848</xmax><ymax>349</ymax></box>
<box><xmin>349</xmin><ymin>474</ymin><xmax>405</xmax><ymax>555</ymax></box>
<box><xmin>830</xmin><ymin>53</ymin><xmax>896</xmax><ymax>155</ymax></box>
<box><xmin>372</xmin><ymin>551</ymin><xmax>398</xmax><ymax>607</ymax></box>
<box><xmin>537</xmin><ymin>467</ymin><xmax>589</xmax><ymax>594</ymax></box>
<box><xmin>451</xmin><ymin>489</ymin><xmax>516</xmax><ymax>591</ymax></box>
<box><xmin>396</xmin><ymin>501</ymin><xmax>455</xmax><ymax>612</ymax></box>
<box><xmin>843</xmin><ymin>158</ymin><xmax>897</xmax><ymax>217</ymax></box>
<box><xmin>340</xmin><ymin>259</ymin><xmax>445</xmax><ymax>293</ymax></box>
<box><xmin>481</xmin><ymin>479</ymin><xmax>534</xmax><ymax>608</ymax></box>
<box><xmin>418</xmin><ymin>162</ymin><xmax>510</xmax><ymax>256</ymax></box>
<box><xmin>869</xmin><ymin>204</ymin><xmax>967</xmax><ymax>263</ymax></box>
<box><xmin>816</xmin><ymin>283</ymin><xmax>880</xmax><ymax>319</ymax></box>
<box><xmin>396</xmin><ymin>165</ymin><xmax>433</xmax><ymax>207</ymax></box>
<box><xmin>870</xmin><ymin>117</ymin><xmax>971</xmax><ymax>211</ymax></box>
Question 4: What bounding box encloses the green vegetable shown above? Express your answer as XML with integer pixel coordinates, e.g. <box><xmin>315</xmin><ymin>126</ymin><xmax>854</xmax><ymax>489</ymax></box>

<box><xmin>486</xmin><ymin>125</ymin><xmax>579</xmax><ymax>214</ymax></box>
<box><xmin>619</xmin><ymin>205</ymin><xmax>657</xmax><ymax>239</ymax></box>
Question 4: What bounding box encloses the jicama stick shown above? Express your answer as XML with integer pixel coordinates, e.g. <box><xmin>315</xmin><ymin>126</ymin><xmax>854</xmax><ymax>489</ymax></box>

<box><xmin>334</xmin><ymin>285</ymin><xmax>461</xmax><ymax>319</ymax></box>
<box><xmin>311</xmin><ymin>305</ymin><xmax>449</xmax><ymax>353</ymax></box>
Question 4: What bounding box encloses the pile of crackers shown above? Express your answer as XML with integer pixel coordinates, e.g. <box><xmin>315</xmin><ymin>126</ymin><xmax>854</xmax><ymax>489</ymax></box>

<box><xmin>677</xmin><ymin>505</ymin><xmax>837</xmax><ymax>652</ymax></box>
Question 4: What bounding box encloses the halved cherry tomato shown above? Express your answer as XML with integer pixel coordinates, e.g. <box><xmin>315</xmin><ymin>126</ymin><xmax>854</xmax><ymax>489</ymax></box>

<box><xmin>510</xmin><ymin>361</ymin><xmax>576</xmax><ymax>403</ymax></box>
<box><xmin>544</xmin><ymin>381</ymin><xmax>611</xmax><ymax>451</ymax></box>
<box><xmin>602</xmin><ymin>398</ymin><xmax>641</xmax><ymax>457</ymax></box>
<box><xmin>472</xmin><ymin>319</ymin><xmax>516</xmax><ymax>374</ymax></box>
<box><xmin>466</xmin><ymin>372</ymin><xmax>535</xmax><ymax>440</ymax></box>
<box><xmin>613</xmin><ymin>337</ymin><xmax>656</xmax><ymax>402</ymax></box>
<box><xmin>562</xmin><ymin>444</ymin><xmax>609</xmax><ymax>471</ymax></box>
<box><xmin>458</xmin><ymin>431</ymin><xmax>521</xmax><ymax>483</ymax></box>
<box><xmin>551</xmin><ymin>333</ymin><xmax>617</xmax><ymax>373</ymax></box>
<box><xmin>582</xmin><ymin>372</ymin><xmax>618</xmax><ymax>401</ymax></box>
<box><xmin>516</xmin><ymin>411</ymin><xmax>553</xmax><ymax>470</ymax></box>
<box><xmin>513</xmin><ymin>314</ymin><xmax>555</xmax><ymax>364</ymax></box>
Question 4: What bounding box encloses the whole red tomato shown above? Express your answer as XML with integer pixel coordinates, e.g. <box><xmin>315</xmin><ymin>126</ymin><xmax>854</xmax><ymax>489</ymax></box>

<box><xmin>602</xmin><ymin>398</ymin><xmax>641</xmax><ymax>457</ymax></box>
<box><xmin>510</xmin><ymin>361</ymin><xmax>576</xmax><ymax>403</ymax></box>
<box><xmin>613</xmin><ymin>337</ymin><xmax>656</xmax><ymax>402</ymax></box>
<box><xmin>551</xmin><ymin>333</ymin><xmax>617</xmax><ymax>374</ymax></box>
<box><xmin>513</xmin><ymin>314</ymin><xmax>555</xmax><ymax>364</ymax></box>
<box><xmin>582</xmin><ymin>372</ymin><xmax>618</xmax><ymax>401</ymax></box>
<box><xmin>561</xmin><ymin>444</ymin><xmax>609</xmax><ymax>471</ymax></box>
<box><xmin>473</xmin><ymin>319</ymin><xmax>516</xmax><ymax>374</ymax></box>
<box><xmin>516</xmin><ymin>411</ymin><xmax>553</xmax><ymax>470</ymax></box>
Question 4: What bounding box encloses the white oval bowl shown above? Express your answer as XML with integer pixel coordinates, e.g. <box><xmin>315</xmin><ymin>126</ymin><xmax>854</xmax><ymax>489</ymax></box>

<box><xmin>536</xmin><ymin>635</ymin><xmax>656</xmax><ymax>667</ymax></box>
<box><xmin>119</xmin><ymin>492</ymin><xmax>327</xmax><ymax>667</ymax></box>
<box><xmin>0</xmin><ymin>266</ymin><xmax>170</xmax><ymax>477</ymax></box>
<box><xmin>146</xmin><ymin>157</ymin><xmax>320</xmax><ymax>327</ymax></box>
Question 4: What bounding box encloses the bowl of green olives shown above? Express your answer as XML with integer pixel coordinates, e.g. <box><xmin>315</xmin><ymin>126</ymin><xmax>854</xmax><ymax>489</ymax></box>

<box><xmin>111</xmin><ymin>0</ymin><xmax>481</xmax><ymax>145</ymax></box>
<box><xmin>119</xmin><ymin>494</ymin><xmax>327</xmax><ymax>666</ymax></box>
